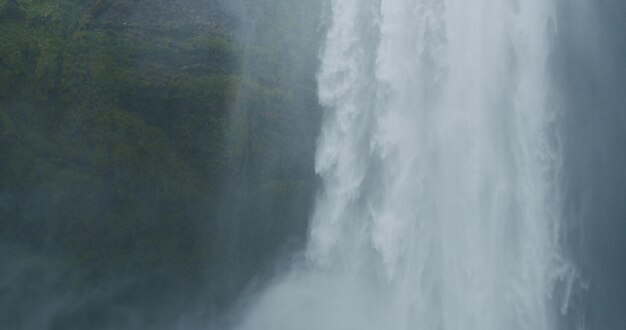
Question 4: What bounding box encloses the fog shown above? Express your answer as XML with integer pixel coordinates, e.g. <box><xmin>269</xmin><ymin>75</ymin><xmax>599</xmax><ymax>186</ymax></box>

<box><xmin>0</xmin><ymin>0</ymin><xmax>322</xmax><ymax>328</ymax></box>
<box><xmin>555</xmin><ymin>0</ymin><xmax>626</xmax><ymax>328</ymax></box>
<box><xmin>0</xmin><ymin>0</ymin><xmax>625</xmax><ymax>329</ymax></box>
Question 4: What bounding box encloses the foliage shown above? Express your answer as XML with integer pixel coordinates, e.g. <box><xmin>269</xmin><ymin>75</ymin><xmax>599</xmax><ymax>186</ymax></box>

<box><xmin>0</xmin><ymin>0</ymin><xmax>321</xmax><ymax>325</ymax></box>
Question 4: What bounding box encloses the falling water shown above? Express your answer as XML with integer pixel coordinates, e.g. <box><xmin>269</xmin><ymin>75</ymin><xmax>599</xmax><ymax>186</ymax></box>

<box><xmin>238</xmin><ymin>1</ymin><xmax>573</xmax><ymax>329</ymax></box>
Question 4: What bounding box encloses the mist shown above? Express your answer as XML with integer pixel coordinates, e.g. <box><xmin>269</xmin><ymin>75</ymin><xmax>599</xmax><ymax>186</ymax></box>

<box><xmin>1</xmin><ymin>0</ymin><xmax>625</xmax><ymax>329</ymax></box>
<box><xmin>555</xmin><ymin>0</ymin><xmax>626</xmax><ymax>328</ymax></box>
<box><xmin>0</xmin><ymin>0</ymin><xmax>321</xmax><ymax>328</ymax></box>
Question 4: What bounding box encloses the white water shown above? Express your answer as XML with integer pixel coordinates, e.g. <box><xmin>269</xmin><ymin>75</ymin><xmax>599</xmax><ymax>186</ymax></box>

<box><xmin>238</xmin><ymin>1</ymin><xmax>573</xmax><ymax>329</ymax></box>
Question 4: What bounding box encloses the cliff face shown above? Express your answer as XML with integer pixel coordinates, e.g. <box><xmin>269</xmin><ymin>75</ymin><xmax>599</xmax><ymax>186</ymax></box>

<box><xmin>0</xmin><ymin>0</ymin><xmax>322</xmax><ymax>328</ymax></box>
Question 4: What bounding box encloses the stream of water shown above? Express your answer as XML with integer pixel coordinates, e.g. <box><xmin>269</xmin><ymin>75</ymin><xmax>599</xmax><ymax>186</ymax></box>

<box><xmin>238</xmin><ymin>1</ymin><xmax>575</xmax><ymax>329</ymax></box>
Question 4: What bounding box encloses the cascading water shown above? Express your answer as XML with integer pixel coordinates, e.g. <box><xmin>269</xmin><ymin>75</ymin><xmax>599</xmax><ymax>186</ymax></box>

<box><xmin>238</xmin><ymin>1</ymin><xmax>574</xmax><ymax>329</ymax></box>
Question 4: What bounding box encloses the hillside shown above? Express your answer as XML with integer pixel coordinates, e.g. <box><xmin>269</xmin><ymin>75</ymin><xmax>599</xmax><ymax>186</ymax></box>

<box><xmin>0</xmin><ymin>0</ymin><xmax>321</xmax><ymax>328</ymax></box>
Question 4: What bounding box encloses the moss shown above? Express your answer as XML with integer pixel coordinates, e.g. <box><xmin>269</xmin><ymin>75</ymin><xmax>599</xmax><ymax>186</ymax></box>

<box><xmin>181</xmin><ymin>34</ymin><xmax>236</xmax><ymax>54</ymax></box>
<box><xmin>0</xmin><ymin>0</ymin><xmax>322</xmax><ymax>316</ymax></box>
<box><xmin>0</xmin><ymin>106</ymin><xmax>16</xmax><ymax>137</ymax></box>
<box><xmin>0</xmin><ymin>0</ymin><xmax>23</xmax><ymax>20</ymax></box>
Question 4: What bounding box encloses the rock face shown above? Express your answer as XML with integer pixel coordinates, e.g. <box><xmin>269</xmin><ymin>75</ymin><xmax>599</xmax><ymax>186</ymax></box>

<box><xmin>0</xmin><ymin>0</ymin><xmax>322</xmax><ymax>328</ymax></box>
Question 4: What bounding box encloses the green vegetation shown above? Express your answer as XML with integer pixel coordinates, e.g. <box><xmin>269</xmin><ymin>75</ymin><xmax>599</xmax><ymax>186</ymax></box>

<box><xmin>0</xmin><ymin>0</ymin><xmax>321</xmax><ymax>320</ymax></box>
<box><xmin>0</xmin><ymin>0</ymin><xmax>232</xmax><ymax>268</ymax></box>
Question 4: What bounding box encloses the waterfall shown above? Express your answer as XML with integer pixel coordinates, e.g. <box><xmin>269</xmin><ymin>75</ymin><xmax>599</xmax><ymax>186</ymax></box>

<box><xmin>237</xmin><ymin>1</ymin><xmax>573</xmax><ymax>329</ymax></box>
